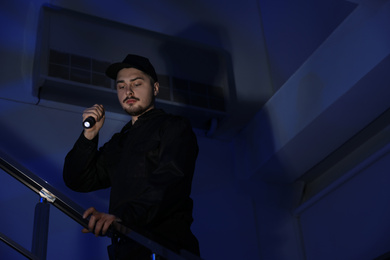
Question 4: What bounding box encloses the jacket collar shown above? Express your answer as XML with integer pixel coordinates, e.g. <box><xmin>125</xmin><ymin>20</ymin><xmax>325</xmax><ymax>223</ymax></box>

<box><xmin>121</xmin><ymin>109</ymin><xmax>165</xmax><ymax>133</ymax></box>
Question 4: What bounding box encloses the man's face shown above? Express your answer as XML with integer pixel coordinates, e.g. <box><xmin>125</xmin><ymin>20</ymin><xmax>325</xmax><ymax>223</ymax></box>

<box><xmin>116</xmin><ymin>67</ymin><xmax>159</xmax><ymax>117</ymax></box>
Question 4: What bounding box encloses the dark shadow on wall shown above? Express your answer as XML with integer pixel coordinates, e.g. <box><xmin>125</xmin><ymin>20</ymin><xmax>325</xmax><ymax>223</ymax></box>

<box><xmin>231</xmin><ymin>104</ymin><xmax>304</xmax><ymax>259</ymax></box>
<box><xmin>157</xmin><ymin>22</ymin><xmax>239</xmax><ymax>136</ymax></box>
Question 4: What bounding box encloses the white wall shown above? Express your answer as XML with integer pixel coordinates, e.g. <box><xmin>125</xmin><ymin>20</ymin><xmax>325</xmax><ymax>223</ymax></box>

<box><xmin>297</xmin><ymin>142</ymin><xmax>390</xmax><ymax>260</ymax></box>
<box><xmin>234</xmin><ymin>0</ymin><xmax>390</xmax><ymax>259</ymax></box>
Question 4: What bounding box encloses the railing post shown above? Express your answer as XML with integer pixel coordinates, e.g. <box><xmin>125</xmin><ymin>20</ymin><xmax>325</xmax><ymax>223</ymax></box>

<box><xmin>31</xmin><ymin>198</ymin><xmax>50</xmax><ymax>260</ymax></box>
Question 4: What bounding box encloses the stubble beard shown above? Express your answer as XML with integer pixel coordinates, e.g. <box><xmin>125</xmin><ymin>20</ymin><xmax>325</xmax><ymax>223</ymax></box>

<box><xmin>125</xmin><ymin>102</ymin><xmax>153</xmax><ymax>116</ymax></box>
<box><xmin>124</xmin><ymin>96</ymin><xmax>155</xmax><ymax>117</ymax></box>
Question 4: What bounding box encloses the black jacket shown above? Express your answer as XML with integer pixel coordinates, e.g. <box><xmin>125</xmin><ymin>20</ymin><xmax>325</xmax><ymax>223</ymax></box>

<box><xmin>63</xmin><ymin>109</ymin><xmax>199</xmax><ymax>257</ymax></box>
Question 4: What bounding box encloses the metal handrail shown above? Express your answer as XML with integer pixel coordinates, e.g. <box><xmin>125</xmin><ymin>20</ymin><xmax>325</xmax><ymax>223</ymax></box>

<box><xmin>0</xmin><ymin>230</ymin><xmax>39</xmax><ymax>260</ymax></box>
<box><xmin>0</xmin><ymin>151</ymin><xmax>202</xmax><ymax>260</ymax></box>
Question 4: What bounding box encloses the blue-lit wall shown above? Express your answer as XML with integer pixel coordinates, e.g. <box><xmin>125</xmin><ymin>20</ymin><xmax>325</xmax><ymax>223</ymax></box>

<box><xmin>1</xmin><ymin>0</ymin><xmax>390</xmax><ymax>260</ymax></box>
<box><xmin>0</xmin><ymin>1</ymin><xmax>263</xmax><ymax>259</ymax></box>
<box><xmin>233</xmin><ymin>0</ymin><xmax>390</xmax><ymax>259</ymax></box>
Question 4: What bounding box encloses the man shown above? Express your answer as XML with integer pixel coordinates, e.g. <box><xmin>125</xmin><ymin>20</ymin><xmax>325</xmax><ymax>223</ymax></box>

<box><xmin>63</xmin><ymin>54</ymin><xmax>200</xmax><ymax>259</ymax></box>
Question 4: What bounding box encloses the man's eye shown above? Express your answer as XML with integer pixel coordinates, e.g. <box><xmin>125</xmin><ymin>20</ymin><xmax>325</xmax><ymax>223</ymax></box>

<box><xmin>117</xmin><ymin>85</ymin><xmax>125</xmax><ymax>89</ymax></box>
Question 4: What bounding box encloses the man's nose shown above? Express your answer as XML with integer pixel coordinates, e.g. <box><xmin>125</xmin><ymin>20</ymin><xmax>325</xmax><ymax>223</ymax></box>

<box><xmin>125</xmin><ymin>85</ymin><xmax>134</xmax><ymax>94</ymax></box>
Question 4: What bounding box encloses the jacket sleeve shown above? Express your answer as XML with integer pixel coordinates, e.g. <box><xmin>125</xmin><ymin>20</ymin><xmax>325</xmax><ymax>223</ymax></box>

<box><xmin>63</xmin><ymin>133</ymin><xmax>111</xmax><ymax>192</ymax></box>
<box><xmin>119</xmin><ymin>116</ymin><xmax>198</xmax><ymax>228</ymax></box>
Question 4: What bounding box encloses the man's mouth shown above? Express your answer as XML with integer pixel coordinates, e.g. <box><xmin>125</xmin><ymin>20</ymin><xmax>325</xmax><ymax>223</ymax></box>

<box><xmin>124</xmin><ymin>97</ymin><xmax>139</xmax><ymax>104</ymax></box>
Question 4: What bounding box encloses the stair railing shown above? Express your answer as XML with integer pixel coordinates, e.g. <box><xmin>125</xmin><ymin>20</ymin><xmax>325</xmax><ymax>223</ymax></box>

<box><xmin>0</xmin><ymin>151</ymin><xmax>202</xmax><ymax>260</ymax></box>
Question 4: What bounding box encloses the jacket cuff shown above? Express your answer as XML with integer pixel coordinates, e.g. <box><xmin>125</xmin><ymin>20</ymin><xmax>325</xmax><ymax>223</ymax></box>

<box><xmin>75</xmin><ymin>132</ymin><xmax>99</xmax><ymax>150</ymax></box>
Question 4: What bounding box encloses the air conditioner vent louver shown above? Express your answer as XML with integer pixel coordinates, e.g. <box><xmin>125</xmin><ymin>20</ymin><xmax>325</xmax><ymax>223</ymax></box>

<box><xmin>48</xmin><ymin>49</ymin><xmax>226</xmax><ymax>112</ymax></box>
<box><xmin>48</xmin><ymin>49</ymin><xmax>112</xmax><ymax>89</ymax></box>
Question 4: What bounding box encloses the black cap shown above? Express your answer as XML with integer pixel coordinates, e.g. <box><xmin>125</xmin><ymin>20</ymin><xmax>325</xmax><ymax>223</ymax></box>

<box><xmin>105</xmin><ymin>54</ymin><xmax>158</xmax><ymax>82</ymax></box>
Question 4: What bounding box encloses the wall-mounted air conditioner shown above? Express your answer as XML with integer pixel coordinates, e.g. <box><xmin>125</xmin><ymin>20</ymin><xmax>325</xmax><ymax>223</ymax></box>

<box><xmin>33</xmin><ymin>4</ymin><xmax>235</xmax><ymax>132</ymax></box>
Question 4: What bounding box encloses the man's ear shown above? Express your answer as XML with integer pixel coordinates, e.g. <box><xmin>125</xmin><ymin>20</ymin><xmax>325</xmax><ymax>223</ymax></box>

<box><xmin>153</xmin><ymin>82</ymin><xmax>159</xmax><ymax>96</ymax></box>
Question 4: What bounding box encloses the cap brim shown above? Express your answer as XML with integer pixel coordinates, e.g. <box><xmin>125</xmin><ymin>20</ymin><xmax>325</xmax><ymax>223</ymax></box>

<box><xmin>105</xmin><ymin>63</ymin><xmax>132</xmax><ymax>79</ymax></box>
